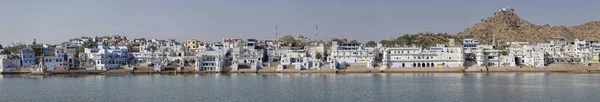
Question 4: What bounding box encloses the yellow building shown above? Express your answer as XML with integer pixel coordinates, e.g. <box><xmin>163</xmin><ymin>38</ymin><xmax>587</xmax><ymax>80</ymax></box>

<box><xmin>186</xmin><ymin>39</ymin><xmax>200</xmax><ymax>50</ymax></box>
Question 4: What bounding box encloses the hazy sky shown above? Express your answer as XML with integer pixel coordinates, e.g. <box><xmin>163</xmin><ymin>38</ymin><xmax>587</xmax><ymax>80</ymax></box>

<box><xmin>1</xmin><ymin>0</ymin><xmax>599</xmax><ymax>45</ymax></box>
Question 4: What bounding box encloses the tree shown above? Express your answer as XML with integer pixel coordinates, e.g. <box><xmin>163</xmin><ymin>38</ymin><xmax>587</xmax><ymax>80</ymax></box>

<box><xmin>1</xmin><ymin>50</ymin><xmax>10</xmax><ymax>54</ymax></box>
<box><xmin>349</xmin><ymin>40</ymin><xmax>360</xmax><ymax>44</ymax></box>
<box><xmin>315</xmin><ymin>53</ymin><xmax>322</xmax><ymax>60</ymax></box>
<box><xmin>364</xmin><ymin>41</ymin><xmax>377</xmax><ymax>47</ymax></box>
<box><xmin>278</xmin><ymin>35</ymin><xmax>299</xmax><ymax>47</ymax></box>
<box><xmin>225</xmin><ymin>50</ymin><xmax>232</xmax><ymax>58</ymax></box>
<box><xmin>326</xmin><ymin>38</ymin><xmax>349</xmax><ymax>47</ymax></box>
<box><xmin>500</xmin><ymin>50</ymin><xmax>509</xmax><ymax>56</ymax></box>
<box><xmin>128</xmin><ymin>53</ymin><xmax>136</xmax><ymax>65</ymax></box>
<box><xmin>132</xmin><ymin>43</ymin><xmax>141</xmax><ymax>46</ymax></box>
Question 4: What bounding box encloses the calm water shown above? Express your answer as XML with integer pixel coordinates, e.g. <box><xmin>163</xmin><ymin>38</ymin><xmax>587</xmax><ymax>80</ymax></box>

<box><xmin>1</xmin><ymin>73</ymin><xmax>599</xmax><ymax>102</ymax></box>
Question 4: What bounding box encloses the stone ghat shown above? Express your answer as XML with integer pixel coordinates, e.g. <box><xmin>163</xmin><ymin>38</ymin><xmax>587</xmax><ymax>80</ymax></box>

<box><xmin>465</xmin><ymin>64</ymin><xmax>600</xmax><ymax>72</ymax></box>
<box><xmin>3</xmin><ymin>64</ymin><xmax>600</xmax><ymax>75</ymax></box>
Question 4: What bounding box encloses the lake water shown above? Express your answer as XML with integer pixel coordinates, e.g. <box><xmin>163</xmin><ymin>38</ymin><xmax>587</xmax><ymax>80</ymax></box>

<box><xmin>1</xmin><ymin>73</ymin><xmax>599</xmax><ymax>102</ymax></box>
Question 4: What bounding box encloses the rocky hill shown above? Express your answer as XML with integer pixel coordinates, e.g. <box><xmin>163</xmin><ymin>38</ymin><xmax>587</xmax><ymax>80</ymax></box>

<box><xmin>457</xmin><ymin>11</ymin><xmax>600</xmax><ymax>44</ymax></box>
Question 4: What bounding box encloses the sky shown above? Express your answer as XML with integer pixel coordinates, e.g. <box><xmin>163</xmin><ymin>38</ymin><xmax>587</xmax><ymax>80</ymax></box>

<box><xmin>1</xmin><ymin>0</ymin><xmax>600</xmax><ymax>45</ymax></box>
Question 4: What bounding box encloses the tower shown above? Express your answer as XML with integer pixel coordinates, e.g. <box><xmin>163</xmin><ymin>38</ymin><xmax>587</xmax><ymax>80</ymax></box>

<box><xmin>315</xmin><ymin>24</ymin><xmax>319</xmax><ymax>40</ymax></box>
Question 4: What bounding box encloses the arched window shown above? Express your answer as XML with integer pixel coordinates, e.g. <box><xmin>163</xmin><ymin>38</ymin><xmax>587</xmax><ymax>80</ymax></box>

<box><xmin>402</xmin><ymin>63</ymin><xmax>405</xmax><ymax>67</ymax></box>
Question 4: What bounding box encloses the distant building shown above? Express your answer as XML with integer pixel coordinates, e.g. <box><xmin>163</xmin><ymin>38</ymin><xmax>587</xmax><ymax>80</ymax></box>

<box><xmin>195</xmin><ymin>51</ymin><xmax>225</xmax><ymax>72</ymax></box>
<box><xmin>328</xmin><ymin>42</ymin><xmax>379</xmax><ymax>69</ymax></box>
<box><xmin>231</xmin><ymin>48</ymin><xmax>262</xmax><ymax>71</ymax></box>
<box><xmin>186</xmin><ymin>39</ymin><xmax>201</xmax><ymax>51</ymax></box>
<box><xmin>591</xmin><ymin>42</ymin><xmax>600</xmax><ymax>63</ymax></box>
<box><xmin>84</xmin><ymin>46</ymin><xmax>129</xmax><ymax>70</ymax></box>
<box><xmin>43</xmin><ymin>56</ymin><xmax>64</xmax><ymax>71</ymax></box>
<box><xmin>499</xmin><ymin>7</ymin><xmax>513</xmax><ymax>12</ymax></box>
<box><xmin>381</xmin><ymin>44</ymin><xmax>463</xmax><ymax>69</ymax></box>
<box><xmin>245</xmin><ymin>39</ymin><xmax>258</xmax><ymax>51</ymax></box>
<box><xmin>20</xmin><ymin>47</ymin><xmax>36</xmax><ymax>67</ymax></box>
<box><xmin>0</xmin><ymin>55</ymin><xmax>19</xmax><ymax>72</ymax></box>
<box><xmin>476</xmin><ymin>45</ymin><xmax>502</xmax><ymax>67</ymax></box>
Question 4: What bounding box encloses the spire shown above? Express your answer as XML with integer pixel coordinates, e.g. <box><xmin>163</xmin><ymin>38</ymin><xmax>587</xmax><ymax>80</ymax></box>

<box><xmin>316</xmin><ymin>24</ymin><xmax>319</xmax><ymax>40</ymax></box>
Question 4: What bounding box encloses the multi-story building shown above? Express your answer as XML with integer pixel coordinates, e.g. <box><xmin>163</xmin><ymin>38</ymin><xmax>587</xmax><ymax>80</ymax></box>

<box><xmin>186</xmin><ymin>39</ymin><xmax>201</xmax><ymax>51</ymax></box>
<box><xmin>574</xmin><ymin>39</ymin><xmax>592</xmax><ymax>60</ymax></box>
<box><xmin>591</xmin><ymin>42</ymin><xmax>600</xmax><ymax>63</ymax></box>
<box><xmin>528</xmin><ymin>48</ymin><xmax>546</xmax><ymax>67</ymax></box>
<box><xmin>20</xmin><ymin>47</ymin><xmax>36</xmax><ymax>67</ymax></box>
<box><xmin>279</xmin><ymin>49</ymin><xmax>320</xmax><ymax>70</ymax></box>
<box><xmin>195</xmin><ymin>51</ymin><xmax>225</xmax><ymax>72</ymax></box>
<box><xmin>328</xmin><ymin>42</ymin><xmax>379</xmax><ymax>69</ymax></box>
<box><xmin>231</xmin><ymin>48</ymin><xmax>262</xmax><ymax>71</ymax></box>
<box><xmin>381</xmin><ymin>44</ymin><xmax>464</xmax><ymax>69</ymax></box>
<box><xmin>508</xmin><ymin>44</ymin><xmax>547</xmax><ymax>67</ymax></box>
<box><xmin>131</xmin><ymin>52</ymin><xmax>151</xmax><ymax>65</ymax></box>
<box><xmin>84</xmin><ymin>46</ymin><xmax>129</xmax><ymax>70</ymax></box>
<box><xmin>43</xmin><ymin>56</ymin><xmax>64</xmax><ymax>71</ymax></box>
<box><xmin>476</xmin><ymin>45</ymin><xmax>502</xmax><ymax>67</ymax></box>
<box><xmin>245</xmin><ymin>39</ymin><xmax>258</xmax><ymax>51</ymax></box>
<box><xmin>0</xmin><ymin>55</ymin><xmax>19</xmax><ymax>72</ymax></box>
<box><xmin>462</xmin><ymin>39</ymin><xmax>479</xmax><ymax>54</ymax></box>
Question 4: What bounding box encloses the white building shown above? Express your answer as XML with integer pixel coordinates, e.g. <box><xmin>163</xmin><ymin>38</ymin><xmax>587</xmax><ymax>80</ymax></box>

<box><xmin>279</xmin><ymin>49</ymin><xmax>321</xmax><ymax>70</ymax></box>
<box><xmin>591</xmin><ymin>42</ymin><xmax>600</xmax><ymax>63</ymax></box>
<box><xmin>20</xmin><ymin>48</ymin><xmax>36</xmax><ymax>67</ymax></box>
<box><xmin>0</xmin><ymin>55</ymin><xmax>19</xmax><ymax>72</ymax></box>
<box><xmin>231</xmin><ymin>48</ymin><xmax>262</xmax><ymax>71</ymax></box>
<box><xmin>328</xmin><ymin>42</ymin><xmax>379</xmax><ymax>69</ymax></box>
<box><xmin>463</xmin><ymin>39</ymin><xmax>479</xmax><ymax>54</ymax></box>
<box><xmin>306</xmin><ymin>44</ymin><xmax>326</xmax><ymax>60</ymax></box>
<box><xmin>43</xmin><ymin>56</ymin><xmax>64</xmax><ymax>71</ymax></box>
<box><xmin>195</xmin><ymin>51</ymin><xmax>225</xmax><ymax>72</ymax></box>
<box><xmin>69</xmin><ymin>39</ymin><xmax>85</xmax><ymax>47</ymax></box>
<box><xmin>528</xmin><ymin>48</ymin><xmax>546</xmax><ymax>67</ymax></box>
<box><xmin>381</xmin><ymin>44</ymin><xmax>464</xmax><ymax>69</ymax></box>
<box><xmin>499</xmin><ymin>7</ymin><xmax>513</xmax><ymax>12</ymax></box>
<box><xmin>509</xmin><ymin>44</ymin><xmax>547</xmax><ymax>67</ymax></box>
<box><xmin>84</xmin><ymin>46</ymin><xmax>129</xmax><ymax>70</ymax></box>
<box><xmin>131</xmin><ymin>52</ymin><xmax>151</xmax><ymax>64</ymax></box>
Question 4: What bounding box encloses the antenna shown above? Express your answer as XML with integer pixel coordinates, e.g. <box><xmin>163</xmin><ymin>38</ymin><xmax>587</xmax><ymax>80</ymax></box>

<box><xmin>275</xmin><ymin>25</ymin><xmax>278</xmax><ymax>38</ymax></box>
<box><xmin>316</xmin><ymin>24</ymin><xmax>319</xmax><ymax>40</ymax></box>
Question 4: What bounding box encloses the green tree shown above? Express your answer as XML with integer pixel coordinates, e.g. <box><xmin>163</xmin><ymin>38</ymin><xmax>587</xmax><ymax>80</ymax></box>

<box><xmin>349</xmin><ymin>40</ymin><xmax>360</xmax><ymax>44</ymax></box>
<box><xmin>315</xmin><ymin>53</ymin><xmax>322</xmax><ymax>60</ymax></box>
<box><xmin>225</xmin><ymin>50</ymin><xmax>232</xmax><ymax>58</ymax></box>
<box><xmin>11</xmin><ymin>55</ymin><xmax>20</xmax><ymax>60</ymax></box>
<box><xmin>500</xmin><ymin>50</ymin><xmax>509</xmax><ymax>56</ymax></box>
<box><xmin>132</xmin><ymin>43</ymin><xmax>141</xmax><ymax>46</ymax></box>
<box><xmin>326</xmin><ymin>38</ymin><xmax>348</xmax><ymax>47</ymax></box>
<box><xmin>364</xmin><ymin>41</ymin><xmax>377</xmax><ymax>47</ymax></box>
<box><xmin>128</xmin><ymin>53</ymin><xmax>136</xmax><ymax>65</ymax></box>
<box><xmin>278</xmin><ymin>35</ymin><xmax>299</xmax><ymax>46</ymax></box>
<box><xmin>1</xmin><ymin>50</ymin><xmax>10</xmax><ymax>54</ymax></box>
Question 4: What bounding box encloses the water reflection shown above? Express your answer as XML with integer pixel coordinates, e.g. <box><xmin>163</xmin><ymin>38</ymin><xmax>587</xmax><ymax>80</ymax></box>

<box><xmin>1</xmin><ymin>73</ymin><xmax>600</xmax><ymax>102</ymax></box>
